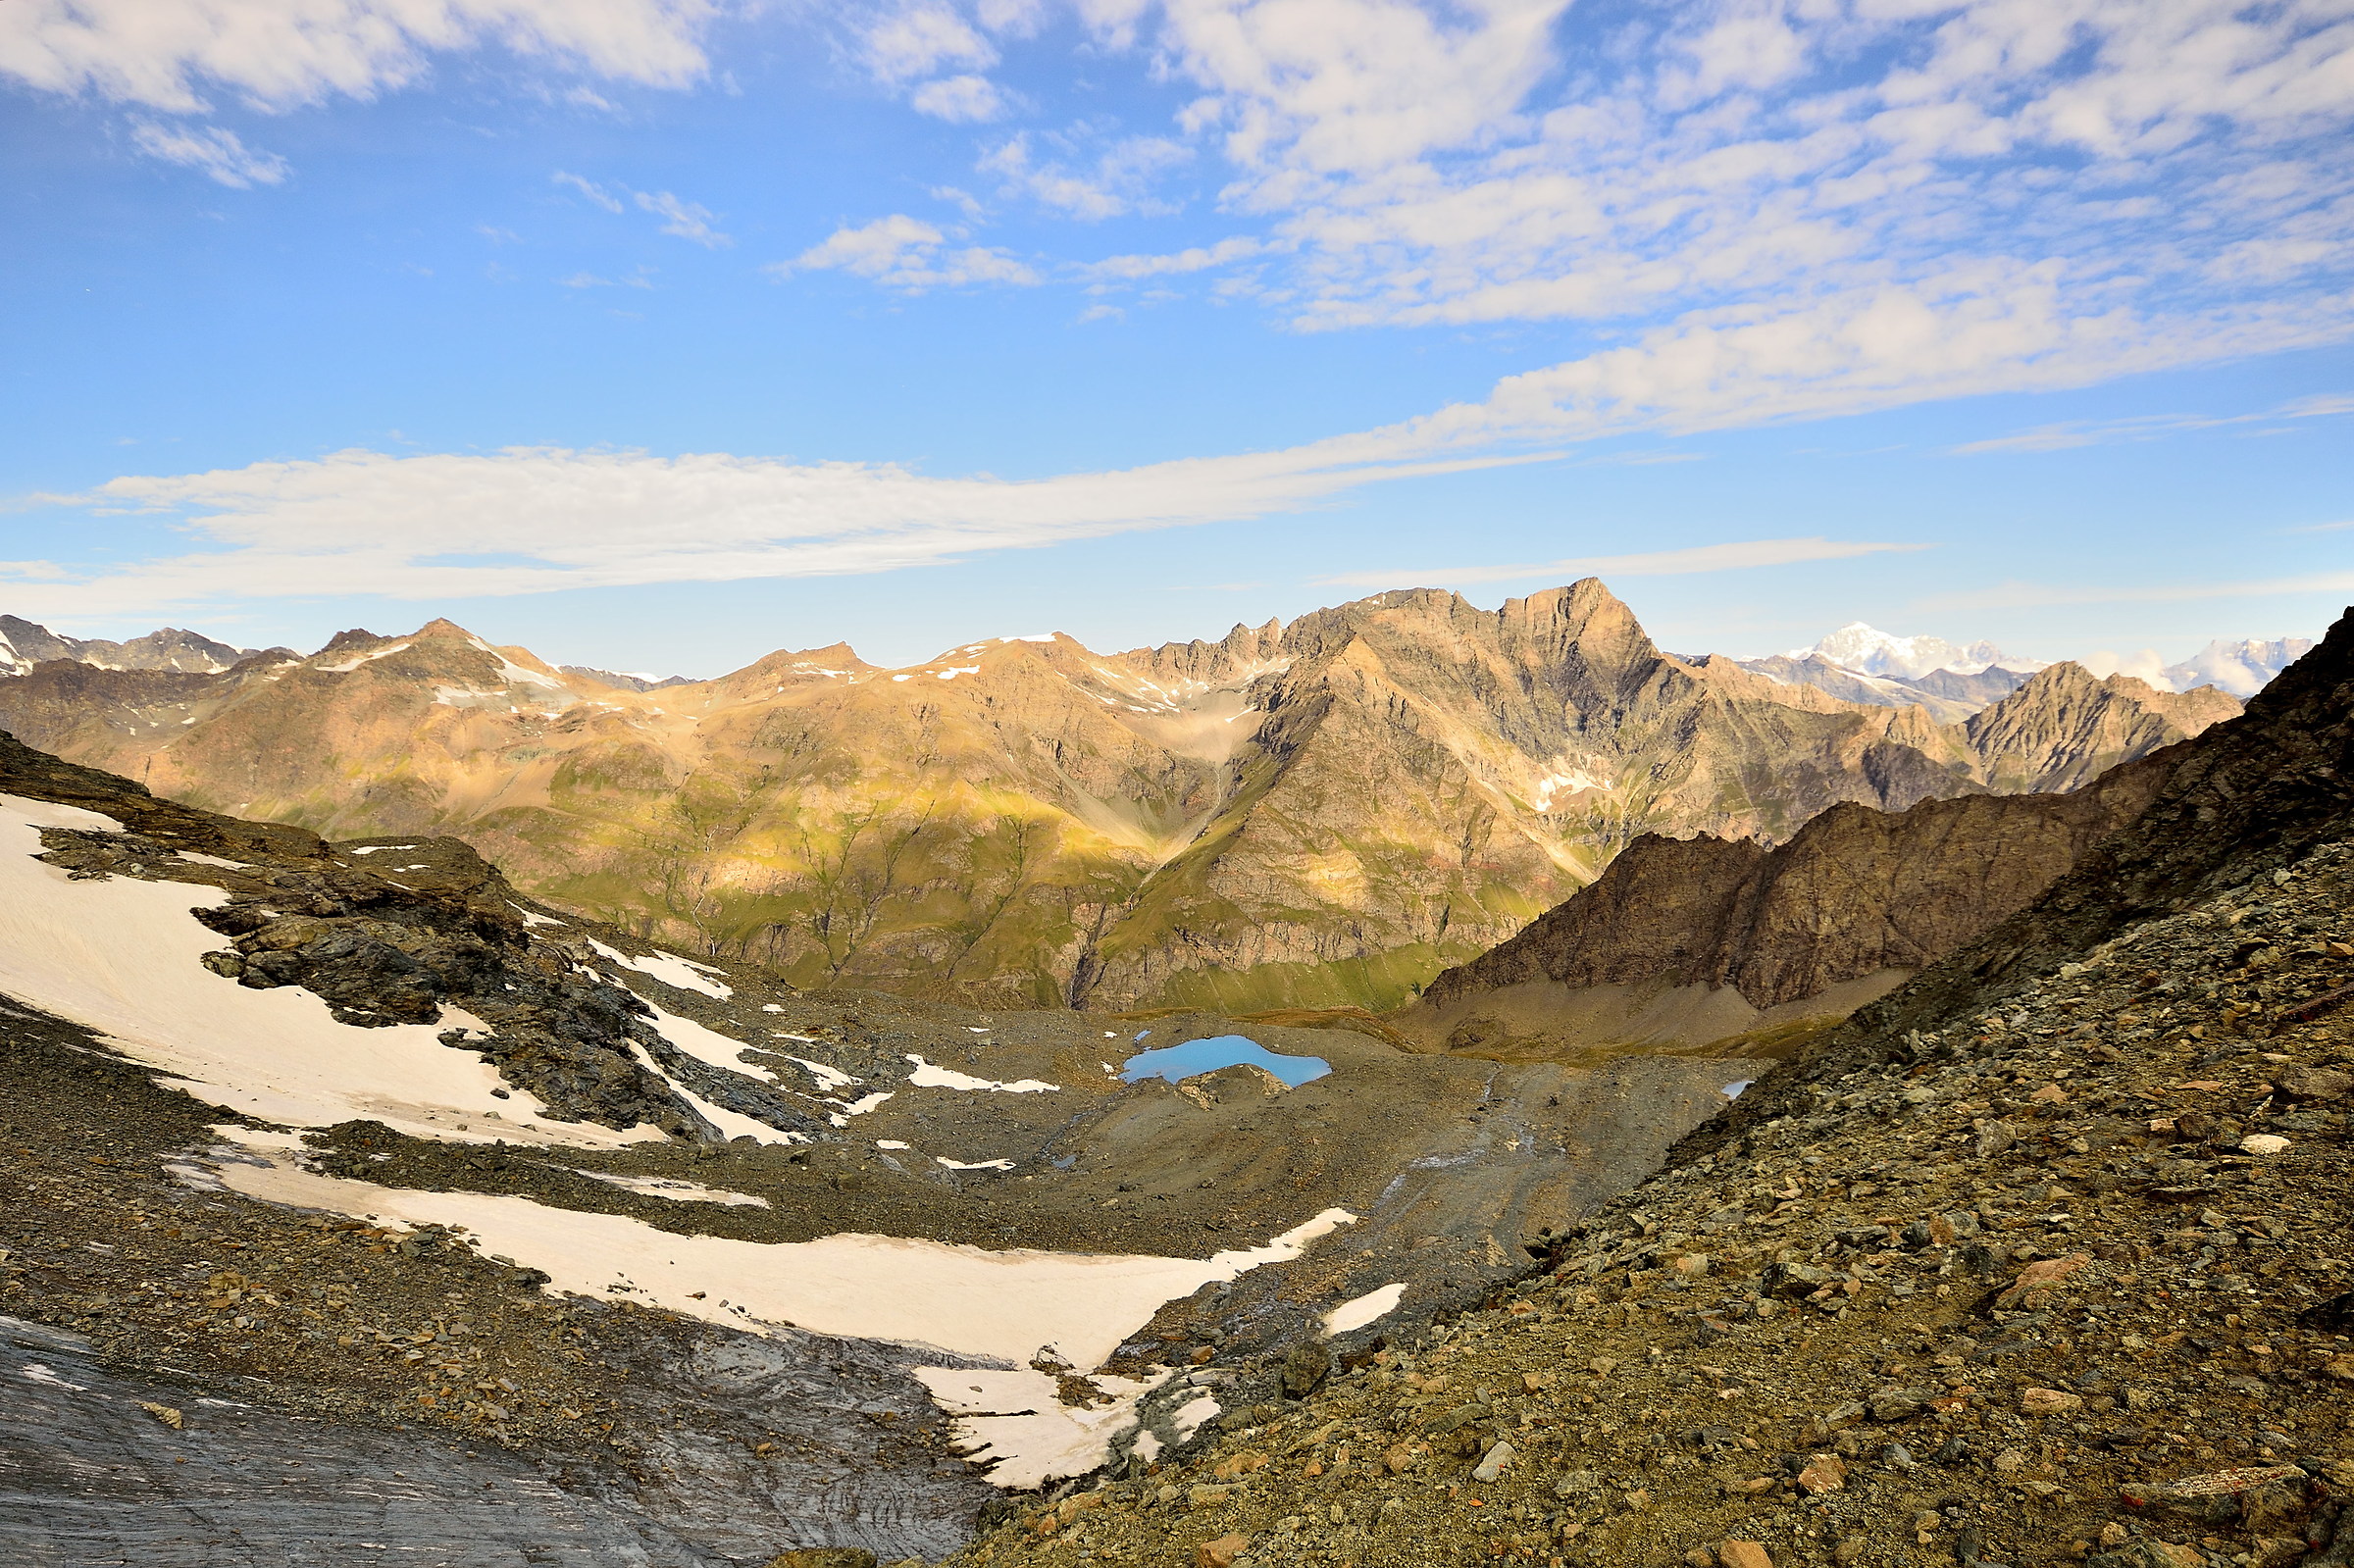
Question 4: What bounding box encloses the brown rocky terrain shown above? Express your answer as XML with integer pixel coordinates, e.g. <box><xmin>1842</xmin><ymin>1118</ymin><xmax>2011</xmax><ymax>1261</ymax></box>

<box><xmin>948</xmin><ymin>607</ymin><xmax>2354</xmax><ymax>1568</ymax></box>
<box><xmin>0</xmin><ymin>725</ymin><xmax>1743</xmax><ymax>1564</ymax></box>
<box><xmin>0</xmin><ymin>586</ymin><xmax>2232</xmax><ymax>1016</ymax></box>
<box><xmin>1396</xmin><ymin>746</ymin><xmax>2180</xmax><ymax>1061</ymax></box>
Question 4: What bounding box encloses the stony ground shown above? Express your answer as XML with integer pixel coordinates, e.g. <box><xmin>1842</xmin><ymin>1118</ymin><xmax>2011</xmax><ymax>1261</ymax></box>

<box><xmin>951</xmin><ymin>841</ymin><xmax>2354</xmax><ymax>1568</ymax></box>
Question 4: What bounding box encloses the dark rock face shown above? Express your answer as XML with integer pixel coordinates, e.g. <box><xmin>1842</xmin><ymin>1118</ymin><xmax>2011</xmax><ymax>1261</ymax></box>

<box><xmin>0</xmin><ymin>1315</ymin><xmax>732</xmax><ymax>1567</ymax></box>
<box><xmin>1408</xmin><ymin>746</ymin><xmax>2175</xmax><ymax>1022</ymax></box>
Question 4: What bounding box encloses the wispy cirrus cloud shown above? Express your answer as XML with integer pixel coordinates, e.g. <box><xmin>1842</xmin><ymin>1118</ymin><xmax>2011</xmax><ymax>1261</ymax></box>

<box><xmin>1316</xmin><ymin>536</ymin><xmax>1929</xmax><ymax>590</ymax></box>
<box><xmin>128</xmin><ymin>121</ymin><xmax>286</xmax><ymax>187</ymax></box>
<box><xmin>553</xmin><ymin>172</ymin><xmax>731</xmax><ymax>247</ymax></box>
<box><xmin>1952</xmin><ymin>393</ymin><xmax>2354</xmax><ymax>454</ymax></box>
<box><xmin>16</xmin><ymin>262</ymin><xmax>2347</xmax><ymax>620</ymax></box>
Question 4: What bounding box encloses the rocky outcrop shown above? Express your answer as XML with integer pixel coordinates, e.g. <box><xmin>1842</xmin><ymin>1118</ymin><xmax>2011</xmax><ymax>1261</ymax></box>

<box><xmin>1964</xmin><ymin>662</ymin><xmax>2241</xmax><ymax>792</ymax></box>
<box><xmin>0</xmin><ymin>588</ymin><xmax>2232</xmax><ymax>1015</ymax></box>
<box><xmin>1398</xmin><ymin>744</ymin><xmax>2178</xmax><ymax>1054</ymax></box>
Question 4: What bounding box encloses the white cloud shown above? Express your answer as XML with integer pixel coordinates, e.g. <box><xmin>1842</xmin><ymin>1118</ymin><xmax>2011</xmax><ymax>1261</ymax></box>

<box><xmin>1318</xmin><ymin>536</ymin><xmax>1929</xmax><ymax>589</ymax></box>
<box><xmin>0</xmin><ymin>0</ymin><xmax>717</xmax><ymax>113</ymax></box>
<box><xmin>2080</xmin><ymin>648</ymin><xmax>2174</xmax><ymax>685</ymax></box>
<box><xmin>860</xmin><ymin>4</ymin><xmax>998</xmax><ymax>83</ymax></box>
<box><xmin>980</xmin><ymin>127</ymin><xmax>1190</xmax><ymax>219</ymax></box>
<box><xmin>552</xmin><ymin>170</ymin><xmax>625</xmax><ymax>213</ymax></box>
<box><xmin>911</xmin><ymin>73</ymin><xmax>1013</xmax><ymax>121</ymax></box>
<box><xmin>773</xmin><ymin>214</ymin><xmax>1040</xmax><ymax>289</ymax></box>
<box><xmin>555</xmin><ymin>172</ymin><xmax>730</xmax><ymax>245</ymax></box>
<box><xmin>8</xmin><ymin>440</ymin><xmax>1517</xmax><ymax>618</ymax></box>
<box><xmin>634</xmin><ymin>188</ymin><xmax>731</xmax><ymax>247</ymax></box>
<box><xmin>1082</xmin><ymin>235</ymin><xmax>1261</xmax><ymax>280</ymax></box>
<box><xmin>128</xmin><ymin>120</ymin><xmax>286</xmax><ymax>186</ymax></box>
<box><xmin>22</xmin><ymin>253</ymin><xmax>2354</xmax><ymax>619</ymax></box>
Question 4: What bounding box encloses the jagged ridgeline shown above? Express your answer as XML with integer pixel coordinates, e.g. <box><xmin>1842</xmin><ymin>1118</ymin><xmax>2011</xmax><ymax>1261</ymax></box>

<box><xmin>947</xmin><ymin>632</ymin><xmax>2354</xmax><ymax>1566</ymax></box>
<box><xmin>0</xmin><ymin>583</ymin><xmax>2231</xmax><ymax>1016</ymax></box>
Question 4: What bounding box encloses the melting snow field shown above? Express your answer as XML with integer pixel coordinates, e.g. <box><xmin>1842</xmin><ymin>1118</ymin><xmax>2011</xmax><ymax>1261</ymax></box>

<box><xmin>587</xmin><ymin>938</ymin><xmax>734</xmax><ymax>999</ymax></box>
<box><xmin>1120</xmin><ymin>1036</ymin><xmax>1330</xmax><ymax>1087</ymax></box>
<box><xmin>195</xmin><ymin>1138</ymin><xmax>1354</xmax><ymax>1486</ymax></box>
<box><xmin>0</xmin><ymin>795</ymin><xmax>659</xmax><ymax>1151</ymax></box>
<box><xmin>1</xmin><ymin>789</ymin><xmax>1379</xmax><ymax>1490</ymax></box>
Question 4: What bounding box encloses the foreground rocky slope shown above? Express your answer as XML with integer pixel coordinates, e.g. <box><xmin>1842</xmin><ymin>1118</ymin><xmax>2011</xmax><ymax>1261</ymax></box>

<box><xmin>0</xmin><ymin>731</ymin><xmax>1738</xmax><ymax>1564</ymax></box>
<box><xmin>0</xmin><ymin>585</ymin><xmax>2231</xmax><ymax>1015</ymax></box>
<box><xmin>954</xmin><ymin>612</ymin><xmax>2354</xmax><ymax>1568</ymax></box>
<box><xmin>1397</xmin><ymin>747</ymin><xmax>2178</xmax><ymax>1060</ymax></box>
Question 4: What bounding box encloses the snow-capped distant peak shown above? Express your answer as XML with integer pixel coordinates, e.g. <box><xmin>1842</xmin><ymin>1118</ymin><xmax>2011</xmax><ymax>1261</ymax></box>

<box><xmin>1783</xmin><ymin>622</ymin><xmax>2044</xmax><ymax>681</ymax></box>
<box><xmin>2085</xmin><ymin>635</ymin><xmax>2315</xmax><ymax>698</ymax></box>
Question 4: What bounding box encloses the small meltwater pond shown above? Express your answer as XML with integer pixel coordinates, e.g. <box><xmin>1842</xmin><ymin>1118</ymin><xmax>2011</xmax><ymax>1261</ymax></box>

<box><xmin>1119</xmin><ymin>1035</ymin><xmax>1330</xmax><ymax>1088</ymax></box>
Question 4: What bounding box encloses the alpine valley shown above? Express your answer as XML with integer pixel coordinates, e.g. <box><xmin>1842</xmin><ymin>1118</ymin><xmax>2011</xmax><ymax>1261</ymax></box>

<box><xmin>0</xmin><ymin>586</ymin><xmax>2342</xmax><ymax>1568</ymax></box>
<box><xmin>0</xmin><ymin>584</ymin><xmax>2245</xmax><ymax>1016</ymax></box>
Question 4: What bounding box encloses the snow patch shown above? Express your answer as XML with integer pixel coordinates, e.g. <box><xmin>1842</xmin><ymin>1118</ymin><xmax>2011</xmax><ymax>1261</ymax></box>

<box><xmin>905</xmin><ymin>1054</ymin><xmax>1058</xmax><ymax>1093</ymax></box>
<box><xmin>571</xmin><ymin>1170</ymin><xmax>769</xmax><ymax>1207</ymax></box>
<box><xmin>316</xmin><ymin>642</ymin><xmax>411</xmax><ymax>673</ymax></box>
<box><xmin>917</xmin><ymin>1366</ymin><xmax>1171</xmax><ymax>1492</ymax></box>
<box><xmin>1322</xmin><ymin>1282</ymin><xmax>1407</xmax><ymax>1336</ymax></box>
<box><xmin>0</xmin><ymin>795</ymin><xmax>656</xmax><ymax>1150</ymax></box>
<box><xmin>586</xmin><ymin>938</ymin><xmax>734</xmax><ymax>999</ymax></box>
<box><xmin>936</xmin><ymin>1156</ymin><xmax>1015</xmax><ymax>1171</ymax></box>
<box><xmin>787</xmin><ymin>1056</ymin><xmax>857</xmax><ymax>1092</ymax></box>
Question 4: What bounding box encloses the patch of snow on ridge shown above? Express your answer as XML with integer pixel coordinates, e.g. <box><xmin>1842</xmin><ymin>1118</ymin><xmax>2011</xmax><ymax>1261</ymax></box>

<box><xmin>0</xmin><ymin>794</ymin><xmax>657</xmax><ymax>1151</ymax></box>
<box><xmin>935</xmin><ymin>667</ymin><xmax>980</xmax><ymax>680</ymax></box>
<box><xmin>348</xmin><ymin>844</ymin><xmax>417</xmax><ymax>855</ymax></box>
<box><xmin>177</xmin><ymin>851</ymin><xmax>250</xmax><ymax>870</ymax></box>
<box><xmin>572</xmin><ymin>1170</ymin><xmax>769</xmax><ymax>1207</ymax></box>
<box><xmin>633</xmin><ymin>997</ymin><xmax>782</xmax><ymax>1087</ymax></box>
<box><xmin>905</xmin><ymin>1054</ymin><xmax>1058</xmax><ymax>1093</ymax></box>
<box><xmin>1528</xmin><ymin>767</ymin><xmax>1609</xmax><ymax>811</ymax></box>
<box><xmin>1322</xmin><ymin>1282</ymin><xmax>1407</xmax><ymax>1336</ymax></box>
<box><xmin>586</xmin><ymin>937</ymin><xmax>734</xmax><ymax>998</ymax></box>
<box><xmin>786</xmin><ymin>1056</ymin><xmax>856</xmax><ymax>1091</ymax></box>
<box><xmin>828</xmin><ymin>1090</ymin><xmax>894</xmax><ymax>1127</ymax></box>
<box><xmin>936</xmin><ymin>1156</ymin><xmax>1014</xmax><ymax>1171</ymax></box>
<box><xmin>315</xmin><ymin>641</ymin><xmax>411</xmax><ymax>673</ymax></box>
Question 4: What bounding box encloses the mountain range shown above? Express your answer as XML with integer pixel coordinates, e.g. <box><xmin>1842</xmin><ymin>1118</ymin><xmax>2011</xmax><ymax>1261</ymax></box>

<box><xmin>0</xmin><ymin>614</ymin><xmax>264</xmax><ymax>679</ymax></box>
<box><xmin>0</xmin><ymin>587</ymin><xmax>2249</xmax><ymax>1013</ymax></box>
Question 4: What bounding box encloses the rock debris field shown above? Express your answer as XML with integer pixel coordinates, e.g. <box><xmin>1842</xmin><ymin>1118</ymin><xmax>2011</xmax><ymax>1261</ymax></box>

<box><xmin>956</xmin><ymin>843</ymin><xmax>2354</xmax><ymax>1568</ymax></box>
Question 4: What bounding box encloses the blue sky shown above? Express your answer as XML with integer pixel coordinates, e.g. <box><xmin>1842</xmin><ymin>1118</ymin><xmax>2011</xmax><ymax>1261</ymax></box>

<box><xmin>2</xmin><ymin>0</ymin><xmax>2350</xmax><ymax>677</ymax></box>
